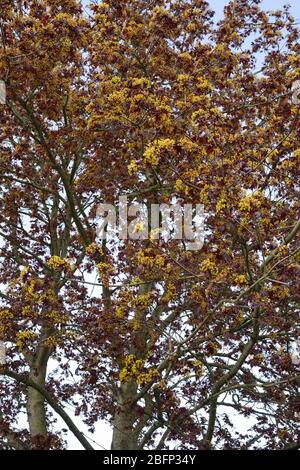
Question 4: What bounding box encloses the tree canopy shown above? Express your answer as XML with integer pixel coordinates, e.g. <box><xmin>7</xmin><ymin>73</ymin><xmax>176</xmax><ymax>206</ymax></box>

<box><xmin>0</xmin><ymin>0</ymin><xmax>299</xmax><ymax>450</ymax></box>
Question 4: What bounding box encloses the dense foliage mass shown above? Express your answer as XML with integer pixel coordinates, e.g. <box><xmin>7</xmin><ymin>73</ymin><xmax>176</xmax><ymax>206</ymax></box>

<box><xmin>0</xmin><ymin>0</ymin><xmax>299</xmax><ymax>450</ymax></box>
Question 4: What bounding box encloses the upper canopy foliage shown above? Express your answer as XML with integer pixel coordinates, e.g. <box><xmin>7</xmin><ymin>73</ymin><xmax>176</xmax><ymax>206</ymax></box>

<box><xmin>0</xmin><ymin>0</ymin><xmax>299</xmax><ymax>450</ymax></box>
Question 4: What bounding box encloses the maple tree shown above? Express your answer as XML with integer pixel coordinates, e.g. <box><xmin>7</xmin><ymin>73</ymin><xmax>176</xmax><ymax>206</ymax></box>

<box><xmin>0</xmin><ymin>0</ymin><xmax>299</xmax><ymax>450</ymax></box>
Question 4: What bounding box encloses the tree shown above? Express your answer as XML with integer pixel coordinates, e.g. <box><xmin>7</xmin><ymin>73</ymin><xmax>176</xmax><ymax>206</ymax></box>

<box><xmin>0</xmin><ymin>0</ymin><xmax>299</xmax><ymax>450</ymax></box>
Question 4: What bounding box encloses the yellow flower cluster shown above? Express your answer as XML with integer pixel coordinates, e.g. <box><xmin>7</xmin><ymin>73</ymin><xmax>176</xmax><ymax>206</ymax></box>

<box><xmin>119</xmin><ymin>354</ymin><xmax>144</xmax><ymax>382</ymax></box>
<box><xmin>123</xmin><ymin>20</ymin><xmax>144</xmax><ymax>39</ymax></box>
<box><xmin>178</xmin><ymin>136</ymin><xmax>198</xmax><ymax>151</ymax></box>
<box><xmin>199</xmin><ymin>183</ymin><xmax>212</xmax><ymax>204</ymax></box>
<box><xmin>235</xmin><ymin>274</ymin><xmax>248</xmax><ymax>286</ymax></box>
<box><xmin>116</xmin><ymin>306</ymin><xmax>127</xmax><ymax>319</ymax></box>
<box><xmin>177</xmin><ymin>74</ymin><xmax>190</xmax><ymax>83</ymax></box>
<box><xmin>48</xmin><ymin>256</ymin><xmax>71</xmax><ymax>270</ymax></box>
<box><xmin>191</xmin><ymin>360</ymin><xmax>204</xmax><ymax>376</ymax></box>
<box><xmin>129</xmin><ymin>316</ymin><xmax>141</xmax><ymax>332</ymax></box>
<box><xmin>97</xmin><ymin>261</ymin><xmax>113</xmax><ymax>274</ymax></box>
<box><xmin>128</xmin><ymin>159</ymin><xmax>138</xmax><ymax>175</ymax></box>
<box><xmin>214</xmin><ymin>43</ymin><xmax>232</xmax><ymax>57</ymax></box>
<box><xmin>216</xmin><ymin>192</ymin><xmax>229</xmax><ymax>212</ymax></box>
<box><xmin>22</xmin><ymin>282</ymin><xmax>57</xmax><ymax>308</ymax></box>
<box><xmin>132</xmin><ymin>292</ymin><xmax>152</xmax><ymax>309</ymax></box>
<box><xmin>136</xmin><ymin>369</ymin><xmax>160</xmax><ymax>385</ymax></box>
<box><xmin>191</xmin><ymin>107</ymin><xmax>221</xmax><ymax>124</ymax></box>
<box><xmin>88</xmin><ymin>74</ymin><xmax>172</xmax><ymax>131</ymax></box>
<box><xmin>16</xmin><ymin>330</ymin><xmax>38</xmax><ymax>351</ymax></box>
<box><xmin>136</xmin><ymin>249</ymin><xmax>165</xmax><ymax>269</ymax></box>
<box><xmin>272</xmin><ymin>286</ymin><xmax>289</xmax><ymax>299</ymax></box>
<box><xmin>178</xmin><ymin>52</ymin><xmax>192</xmax><ymax>62</ymax></box>
<box><xmin>24</xmin><ymin>279</ymin><xmax>40</xmax><ymax>302</ymax></box>
<box><xmin>45</xmin><ymin>310</ymin><xmax>68</xmax><ymax>325</ymax></box>
<box><xmin>0</xmin><ymin>309</ymin><xmax>13</xmax><ymax>321</ymax></box>
<box><xmin>143</xmin><ymin>138</ymin><xmax>175</xmax><ymax>166</ymax></box>
<box><xmin>55</xmin><ymin>13</ymin><xmax>77</xmax><ymax>28</ymax></box>
<box><xmin>86</xmin><ymin>243</ymin><xmax>103</xmax><ymax>256</ymax></box>
<box><xmin>236</xmin><ymin>312</ymin><xmax>246</xmax><ymax>324</ymax></box>
<box><xmin>196</xmin><ymin>76</ymin><xmax>212</xmax><ymax>91</ymax></box>
<box><xmin>131</xmin><ymin>77</ymin><xmax>151</xmax><ymax>88</ymax></box>
<box><xmin>200</xmin><ymin>258</ymin><xmax>218</xmax><ymax>275</ymax></box>
<box><xmin>133</xmin><ymin>221</ymin><xmax>145</xmax><ymax>233</ymax></box>
<box><xmin>19</xmin><ymin>266</ymin><xmax>29</xmax><ymax>281</ymax></box>
<box><xmin>0</xmin><ymin>310</ymin><xmax>13</xmax><ymax>339</ymax></box>
<box><xmin>278</xmin><ymin>245</ymin><xmax>289</xmax><ymax>257</ymax></box>
<box><xmin>97</xmin><ymin>262</ymin><xmax>115</xmax><ymax>286</ymax></box>
<box><xmin>191</xmin><ymin>108</ymin><xmax>206</xmax><ymax>123</ymax></box>
<box><xmin>292</xmin><ymin>250</ymin><xmax>300</xmax><ymax>263</ymax></box>
<box><xmin>206</xmin><ymin>342</ymin><xmax>219</xmax><ymax>356</ymax></box>
<box><xmin>21</xmin><ymin>305</ymin><xmax>32</xmax><ymax>317</ymax></box>
<box><xmin>119</xmin><ymin>354</ymin><xmax>159</xmax><ymax>385</ymax></box>
<box><xmin>293</xmin><ymin>148</ymin><xmax>300</xmax><ymax>158</ymax></box>
<box><xmin>149</xmin><ymin>228</ymin><xmax>160</xmax><ymax>241</ymax></box>
<box><xmin>163</xmin><ymin>283</ymin><xmax>177</xmax><ymax>302</ymax></box>
<box><xmin>238</xmin><ymin>192</ymin><xmax>264</xmax><ymax>212</ymax></box>
<box><xmin>174</xmin><ymin>179</ymin><xmax>186</xmax><ymax>192</ymax></box>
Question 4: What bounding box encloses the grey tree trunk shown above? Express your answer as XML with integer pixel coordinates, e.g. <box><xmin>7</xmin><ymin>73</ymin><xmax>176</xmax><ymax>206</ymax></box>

<box><xmin>111</xmin><ymin>381</ymin><xmax>139</xmax><ymax>450</ymax></box>
<box><xmin>26</xmin><ymin>333</ymin><xmax>52</xmax><ymax>448</ymax></box>
<box><xmin>27</xmin><ymin>362</ymin><xmax>48</xmax><ymax>442</ymax></box>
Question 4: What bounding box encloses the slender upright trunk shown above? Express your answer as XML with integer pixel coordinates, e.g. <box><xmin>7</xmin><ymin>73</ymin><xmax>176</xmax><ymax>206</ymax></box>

<box><xmin>26</xmin><ymin>331</ymin><xmax>52</xmax><ymax>449</ymax></box>
<box><xmin>26</xmin><ymin>360</ymin><xmax>48</xmax><ymax>447</ymax></box>
<box><xmin>111</xmin><ymin>381</ymin><xmax>138</xmax><ymax>450</ymax></box>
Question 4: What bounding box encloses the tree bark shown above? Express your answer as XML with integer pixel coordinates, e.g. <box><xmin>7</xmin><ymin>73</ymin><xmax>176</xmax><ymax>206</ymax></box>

<box><xmin>27</xmin><ymin>361</ymin><xmax>48</xmax><ymax>444</ymax></box>
<box><xmin>111</xmin><ymin>381</ymin><xmax>138</xmax><ymax>450</ymax></box>
<box><xmin>26</xmin><ymin>333</ymin><xmax>52</xmax><ymax>448</ymax></box>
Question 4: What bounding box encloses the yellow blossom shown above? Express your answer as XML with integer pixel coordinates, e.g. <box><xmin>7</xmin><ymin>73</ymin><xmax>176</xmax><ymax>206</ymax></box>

<box><xmin>128</xmin><ymin>159</ymin><xmax>138</xmax><ymax>175</ymax></box>
<box><xmin>19</xmin><ymin>266</ymin><xmax>29</xmax><ymax>281</ymax></box>
<box><xmin>116</xmin><ymin>306</ymin><xmax>127</xmax><ymax>319</ymax></box>
<box><xmin>143</xmin><ymin>138</ymin><xmax>175</xmax><ymax>166</ymax></box>
<box><xmin>149</xmin><ymin>228</ymin><xmax>160</xmax><ymax>241</ymax></box>
<box><xmin>216</xmin><ymin>195</ymin><xmax>228</xmax><ymax>212</ymax></box>
<box><xmin>235</xmin><ymin>274</ymin><xmax>248</xmax><ymax>286</ymax></box>
<box><xmin>278</xmin><ymin>245</ymin><xmax>289</xmax><ymax>256</ymax></box>
<box><xmin>175</xmin><ymin>179</ymin><xmax>185</xmax><ymax>192</ymax></box>
<box><xmin>24</xmin><ymin>279</ymin><xmax>40</xmax><ymax>302</ymax></box>
<box><xmin>238</xmin><ymin>192</ymin><xmax>264</xmax><ymax>213</ymax></box>
<box><xmin>201</xmin><ymin>258</ymin><xmax>218</xmax><ymax>274</ymax></box>
<box><xmin>178</xmin><ymin>52</ymin><xmax>192</xmax><ymax>62</ymax></box>
<box><xmin>119</xmin><ymin>354</ymin><xmax>159</xmax><ymax>385</ymax></box>
<box><xmin>48</xmin><ymin>256</ymin><xmax>70</xmax><ymax>270</ymax></box>
<box><xmin>133</xmin><ymin>221</ymin><xmax>145</xmax><ymax>233</ymax></box>
<box><xmin>16</xmin><ymin>330</ymin><xmax>38</xmax><ymax>351</ymax></box>
<box><xmin>129</xmin><ymin>317</ymin><xmax>141</xmax><ymax>331</ymax></box>
<box><xmin>192</xmin><ymin>360</ymin><xmax>204</xmax><ymax>376</ymax></box>
<box><xmin>55</xmin><ymin>13</ymin><xmax>77</xmax><ymax>28</ymax></box>
<box><xmin>131</xmin><ymin>77</ymin><xmax>151</xmax><ymax>88</ymax></box>
<box><xmin>163</xmin><ymin>283</ymin><xmax>177</xmax><ymax>302</ymax></box>
<box><xmin>177</xmin><ymin>74</ymin><xmax>189</xmax><ymax>83</ymax></box>
<box><xmin>86</xmin><ymin>243</ymin><xmax>103</xmax><ymax>256</ymax></box>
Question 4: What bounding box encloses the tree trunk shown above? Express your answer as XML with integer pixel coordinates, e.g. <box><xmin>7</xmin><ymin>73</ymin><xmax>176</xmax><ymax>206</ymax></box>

<box><xmin>111</xmin><ymin>381</ymin><xmax>138</xmax><ymax>450</ymax></box>
<box><xmin>26</xmin><ymin>362</ymin><xmax>48</xmax><ymax>446</ymax></box>
<box><xmin>26</xmin><ymin>334</ymin><xmax>52</xmax><ymax>449</ymax></box>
